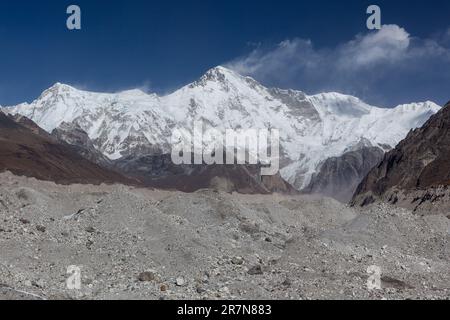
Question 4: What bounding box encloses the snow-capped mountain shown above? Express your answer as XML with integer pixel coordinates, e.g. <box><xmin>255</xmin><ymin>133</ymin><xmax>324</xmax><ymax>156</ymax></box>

<box><xmin>4</xmin><ymin>66</ymin><xmax>441</xmax><ymax>190</ymax></box>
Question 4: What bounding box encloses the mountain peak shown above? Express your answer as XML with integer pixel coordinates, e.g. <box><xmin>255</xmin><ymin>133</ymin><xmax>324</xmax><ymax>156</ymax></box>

<box><xmin>201</xmin><ymin>65</ymin><xmax>239</xmax><ymax>82</ymax></box>
<box><xmin>39</xmin><ymin>83</ymin><xmax>79</xmax><ymax>100</ymax></box>
<box><xmin>49</xmin><ymin>82</ymin><xmax>77</xmax><ymax>91</ymax></box>
<box><xmin>118</xmin><ymin>88</ymin><xmax>151</xmax><ymax>97</ymax></box>
<box><xmin>206</xmin><ymin>65</ymin><xmax>235</xmax><ymax>74</ymax></box>
<box><xmin>188</xmin><ymin>65</ymin><xmax>263</xmax><ymax>92</ymax></box>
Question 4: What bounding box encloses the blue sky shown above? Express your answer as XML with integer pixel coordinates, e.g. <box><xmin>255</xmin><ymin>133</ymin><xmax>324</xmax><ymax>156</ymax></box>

<box><xmin>0</xmin><ymin>0</ymin><xmax>449</xmax><ymax>106</ymax></box>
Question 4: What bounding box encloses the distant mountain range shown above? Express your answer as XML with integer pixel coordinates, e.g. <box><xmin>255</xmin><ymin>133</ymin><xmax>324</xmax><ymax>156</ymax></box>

<box><xmin>3</xmin><ymin>66</ymin><xmax>441</xmax><ymax>200</ymax></box>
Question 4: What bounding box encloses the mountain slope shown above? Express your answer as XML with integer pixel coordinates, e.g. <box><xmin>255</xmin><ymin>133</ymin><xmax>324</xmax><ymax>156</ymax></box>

<box><xmin>306</xmin><ymin>147</ymin><xmax>384</xmax><ymax>203</ymax></box>
<box><xmin>5</xmin><ymin>66</ymin><xmax>440</xmax><ymax>191</ymax></box>
<box><xmin>48</xmin><ymin>121</ymin><xmax>294</xmax><ymax>194</ymax></box>
<box><xmin>114</xmin><ymin>153</ymin><xmax>295</xmax><ymax>194</ymax></box>
<box><xmin>51</xmin><ymin>122</ymin><xmax>114</xmax><ymax>168</ymax></box>
<box><xmin>0</xmin><ymin>111</ymin><xmax>136</xmax><ymax>185</ymax></box>
<box><xmin>352</xmin><ymin>101</ymin><xmax>450</xmax><ymax>213</ymax></box>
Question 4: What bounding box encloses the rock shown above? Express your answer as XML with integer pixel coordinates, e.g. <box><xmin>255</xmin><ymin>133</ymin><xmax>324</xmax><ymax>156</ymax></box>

<box><xmin>231</xmin><ymin>256</ymin><xmax>244</xmax><ymax>265</ymax></box>
<box><xmin>160</xmin><ymin>284</ymin><xmax>168</xmax><ymax>292</ymax></box>
<box><xmin>196</xmin><ymin>285</ymin><xmax>206</xmax><ymax>294</ymax></box>
<box><xmin>282</xmin><ymin>278</ymin><xmax>292</xmax><ymax>287</ymax></box>
<box><xmin>220</xmin><ymin>287</ymin><xmax>230</xmax><ymax>294</ymax></box>
<box><xmin>137</xmin><ymin>271</ymin><xmax>155</xmax><ymax>282</ymax></box>
<box><xmin>247</xmin><ymin>265</ymin><xmax>264</xmax><ymax>275</ymax></box>
<box><xmin>202</xmin><ymin>272</ymin><xmax>210</xmax><ymax>284</ymax></box>
<box><xmin>33</xmin><ymin>279</ymin><xmax>45</xmax><ymax>288</ymax></box>
<box><xmin>381</xmin><ymin>276</ymin><xmax>414</xmax><ymax>290</ymax></box>
<box><xmin>19</xmin><ymin>218</ymin><xmax>30</xmax><ymax>224</ymax></box>
<box><xmin>85</xmin><ymin>226</ymin><xmax>96</xmax><ymax>233</ymax></box>
<box><xmin>86</xmin><ymin>240</ymin><xmax>94</xmax><ymax>249</ymax></box>
<box><xmin>176</xmin><ymin>277</ymin><xmax>186</xmax><ymax>286</ymax></box>
<box><xmin>36</xmin><ymin>225</ymin><xmax>46</xmax><ymax>233</ymax></box>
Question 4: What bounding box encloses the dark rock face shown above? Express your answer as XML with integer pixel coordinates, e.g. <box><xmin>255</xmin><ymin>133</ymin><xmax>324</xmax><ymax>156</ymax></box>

<box><xmin>305</xmin><ymin>147</ymin><xmax>384</xmax><ymax>203</ymax></box>
<box><xmin>114</xmin><ymin>153</ymin><xmax>296</xmax><ymax>194</ymax></box>
<box><xmin>0</xmin><ymin>112</ymin><xmax>135</xmax><ymax>186</ymax></box>
<box><xmin>8</xmin><ymin>114</ymin><xmax>53</xmax><ymax>138</ymax></box>
<box><xmin>352</xmin><ymin>102</ymin><xmax>450</xmax><ymax>209</ymax></box>
<box><xmin>51</xmin><ymin>122</ymin><xmax>113</xmax><ymax>168</ymax></box>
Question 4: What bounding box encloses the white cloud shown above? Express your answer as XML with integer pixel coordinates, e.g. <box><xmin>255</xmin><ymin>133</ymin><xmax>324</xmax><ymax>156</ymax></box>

<box><xmin>338</xmin><ymin>25</ymin><xmax>410</xmax><ymax>68</ymax></box>
<box><xmin>226</xmin><ymin>25</ymin><xmax>450</xmax><ymax>106</ymax></box>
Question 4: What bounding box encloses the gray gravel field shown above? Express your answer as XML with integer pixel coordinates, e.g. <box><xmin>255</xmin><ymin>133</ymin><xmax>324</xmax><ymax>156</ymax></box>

<box><xmin>0</xmin><ymin>172</ymin><xmax>448</xmax><ymax>300</ymax></box>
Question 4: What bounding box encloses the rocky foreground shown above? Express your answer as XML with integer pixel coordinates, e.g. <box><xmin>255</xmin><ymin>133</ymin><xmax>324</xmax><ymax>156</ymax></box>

<box><xmin>0</xmin><ymin>172</ymin><xmax>448</xmax><ymax>300</ymax></box>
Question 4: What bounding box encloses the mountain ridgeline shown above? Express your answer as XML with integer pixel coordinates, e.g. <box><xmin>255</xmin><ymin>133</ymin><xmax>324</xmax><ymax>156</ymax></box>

<box><xmin>0</xmin><ymin>111</ymin><xmax>136</xmax><ymax>185</ymax></box>
<box><xmin>3</xmin><ymin>67</ymin><xmax>441</xmax><ymax>199</ymax></box>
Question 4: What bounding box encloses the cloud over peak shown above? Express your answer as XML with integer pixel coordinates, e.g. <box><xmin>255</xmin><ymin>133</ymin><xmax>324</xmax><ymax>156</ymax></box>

<box><xmin>340</xmin><ymin>25</ymin><xmax>410</xmax><ymax>67</ymax></box>
<box><xmin>226</xmin><ymin>25</ymin><xmax>450</xmax><ymax>106</ymax></box>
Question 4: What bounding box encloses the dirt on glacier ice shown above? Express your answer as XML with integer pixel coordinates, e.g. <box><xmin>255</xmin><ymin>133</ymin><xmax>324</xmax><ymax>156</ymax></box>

<box><xmin>0</xmin><ymin>171</ymin><xmax>448</xmax><ymax>300</ymax></box>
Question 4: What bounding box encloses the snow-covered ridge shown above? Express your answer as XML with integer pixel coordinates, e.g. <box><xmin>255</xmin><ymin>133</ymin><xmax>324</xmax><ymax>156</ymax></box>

<box><xmin>4</xmin><ymin>66</ymin><xmax>441</xmax><ymax>189</ymax></box>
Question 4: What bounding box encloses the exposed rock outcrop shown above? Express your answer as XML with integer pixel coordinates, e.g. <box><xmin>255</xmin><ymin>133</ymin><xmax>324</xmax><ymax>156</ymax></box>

<box><xmin>352</xmin><ymin>101</ymin><xmax>450</xmax><ymax>213</ymax></box>
<box><xmin>51</xmin><ymin>122</ymin><xmax>113</xmax><ymax>168</ymax></box>
<box><xmin>305</xmin><ymin>147</ymin><xmax>384</xmax><ymax>203</ymax></box>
